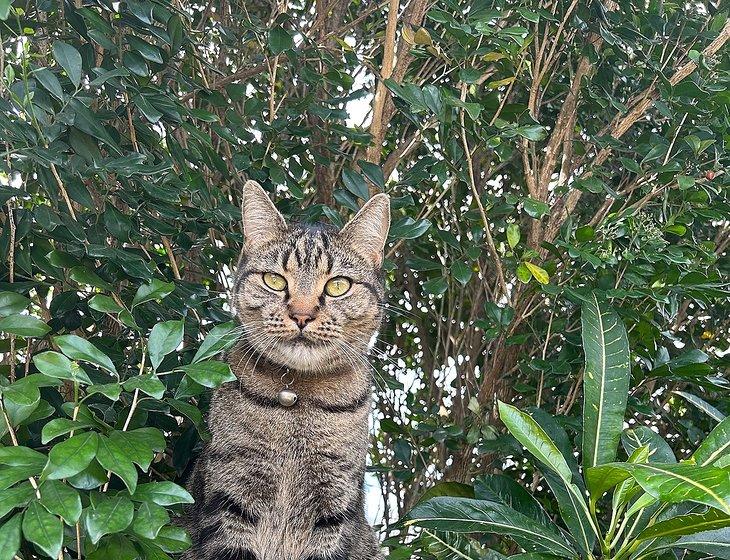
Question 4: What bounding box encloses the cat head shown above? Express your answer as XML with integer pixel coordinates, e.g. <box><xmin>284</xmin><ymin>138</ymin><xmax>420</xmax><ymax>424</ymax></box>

<box><xmin>232</xmin><ymin>180</ymin><xmax>390</xmax><ymax>373</ymax></box>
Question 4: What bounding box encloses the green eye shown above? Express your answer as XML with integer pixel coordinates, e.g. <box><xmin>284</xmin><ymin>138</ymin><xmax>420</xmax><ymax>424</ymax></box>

<box><xmin>263</xmin><ymin>272</ymin><xmax>287</xmax><ymax>291</ymax></box>
<box><xmin>324</xmin><ymin>276</ymin><xmax>352</xmax><ymax>297</ymax></box>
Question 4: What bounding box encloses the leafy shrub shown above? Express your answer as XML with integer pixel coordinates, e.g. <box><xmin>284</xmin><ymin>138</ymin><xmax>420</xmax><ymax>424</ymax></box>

<box><xmin>1</xmin><ymin>0</ymin><xmax>729</xmax><ymax>557</ymax></box>
<box><xmin>404</xmin><ymin>297</ymin><xmax>730</xmax><ymax>559</ymax></box>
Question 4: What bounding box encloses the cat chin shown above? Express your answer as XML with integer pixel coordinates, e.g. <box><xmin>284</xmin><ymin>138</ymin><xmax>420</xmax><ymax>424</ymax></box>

<box><xmin>268</xmin><ymin>340</ymin><xmax>353</xmax><ymax>374</ymax></box>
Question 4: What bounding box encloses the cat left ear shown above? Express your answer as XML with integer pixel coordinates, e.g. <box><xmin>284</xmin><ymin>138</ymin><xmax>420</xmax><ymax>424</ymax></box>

<box><xmin>340</xmin><ymin>193</ymin><xmax>390</xmax><ymax>266</ymax></box>
<box><xmin>241</xmin><ymin>180</ymin><xmax>287</xmax><ymax>249</ymax></box>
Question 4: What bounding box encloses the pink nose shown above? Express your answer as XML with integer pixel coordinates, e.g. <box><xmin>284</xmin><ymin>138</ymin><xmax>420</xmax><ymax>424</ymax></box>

<box><xmin>289</xmin><ymin>312</ymin><xmax>316</xmax><ymax>329</ymax></box>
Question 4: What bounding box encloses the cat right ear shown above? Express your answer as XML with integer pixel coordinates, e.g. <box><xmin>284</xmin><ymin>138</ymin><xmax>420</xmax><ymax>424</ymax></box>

<box><xmin>241</xmin><ymin>180</ymin><xmax>287</xmax><ymax>249</ymax></box>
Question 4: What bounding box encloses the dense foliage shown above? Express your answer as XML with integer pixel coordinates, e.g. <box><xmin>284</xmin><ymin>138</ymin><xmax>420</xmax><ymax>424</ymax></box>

<box><xmin>0</xmin><ymin>0</ymin><xmax>728</xmax><ymax>557</ymax></box>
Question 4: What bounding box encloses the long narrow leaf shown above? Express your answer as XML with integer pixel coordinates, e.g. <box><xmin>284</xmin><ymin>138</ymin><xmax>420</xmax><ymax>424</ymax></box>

<box><xmin>692</xmin><ymin>416</ymin><xmax>730</xmax><ymax>466</ymax></box>
<box><xmin>497</xmin><ymin>401</ymin><xmax>572</xmax><ymax>483</ymax></box>
<box><xmin>589</xmin><ymin>462</ymin><xmax>730</xmax><ymax>514</ymax></box>
<box><xmin>638</xmin><ymin>508</ymin><xmax>730</xmax><ymax>540</ymax></box>
<box><xmin>404</xmin><ymin>497</ymin><xmax>578</xmax><ymax>559</ymax></box>
<box><xmin>581</xmin><ymin>295</ymin><xmax>631</xmax><ymax>469</ymax></box>
<box><xmin>674</xmin><ymin>527</ymin><xmax>730</xmax><ymax>559</ymax></box>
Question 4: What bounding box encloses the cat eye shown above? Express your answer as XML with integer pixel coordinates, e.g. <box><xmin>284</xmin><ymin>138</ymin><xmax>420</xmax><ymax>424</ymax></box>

<box><xmin>324</xmin><ymin>276</ymin><xmax>352</xmax><ymax>297</ymax></box>
<box><xmin>263</xmin><ymin>272</ymin><xmax>287</xmax><ymax>291</ymax></box>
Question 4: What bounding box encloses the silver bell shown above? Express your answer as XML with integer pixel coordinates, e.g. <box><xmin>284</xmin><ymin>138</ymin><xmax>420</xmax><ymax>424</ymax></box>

<box><xmin>277</xmin><ymin>389</ymin><xmax>298</xmax><ymax>407</ymax></box>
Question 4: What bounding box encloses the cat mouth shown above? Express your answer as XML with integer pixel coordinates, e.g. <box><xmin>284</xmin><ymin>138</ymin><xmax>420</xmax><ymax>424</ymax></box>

<box><xmin>288</xmin><ymin>333</ymin><xmax>318</xmax><ymax>346</ymax></box>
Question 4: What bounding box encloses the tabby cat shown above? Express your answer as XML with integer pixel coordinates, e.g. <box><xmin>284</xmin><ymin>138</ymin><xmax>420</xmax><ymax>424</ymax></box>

<box><xmin>183</xmin><ymin>180</ymin><xmax>390</xmax><ymax>560</ymax></box>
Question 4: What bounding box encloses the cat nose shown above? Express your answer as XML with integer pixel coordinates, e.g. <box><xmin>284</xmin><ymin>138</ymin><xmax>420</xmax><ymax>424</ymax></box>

<box><xmin>288</xmin><ymin>304</ymin><xmax>319</xmax><ymax>329</ymax></box>
<box><xmin>290</xmin><ymin>312</ymin><xmax>315</xmax><ymax>329</ymax></box>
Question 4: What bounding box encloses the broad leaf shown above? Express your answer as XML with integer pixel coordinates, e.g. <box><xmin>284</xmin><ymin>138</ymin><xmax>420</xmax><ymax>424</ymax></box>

<box><xmin>674</xmin><ymin>527</ymin><xmax>730</xmax><ymax>559</ymax></box>
<box><xmin>22</xmin><ymin>502</ymin><xmax>63</xmax><ymax>558</ymax></box>
<box><xmin>638</xmin><ymin>507</ymin><xmax>730</xmax><ymax>540</ymax></box>
<box><xmin>692</xmin><ymin>416</ymin><xmax>730</xmax><ymax>466</ymax></box>
<box><xmin>53</xmin><ymin>41</ymin><xmax>82</xmax><ymax>87</ymax></box>
<box><xmin>96</xmin><ymin>435</ymin><xmax>138</xmax><ymax>494</ymax></box>
<box><xmin>0</xmin><ymin>514</ymin><xmax>22</xmax><ymax>560</ymax></box>
<box><xmin>148</xmin><ymin>320</ymin><xmax>183</xmax><ymax>371</ymax></box>
<box><xmin>404</xmin><ymin>497</ymin><xmax>577</xmax><ymax>558</ymax></box>
<box><xmin>0</xmin><ymin>314</ymin><xmax>50</xmax><ymax>337</ymax></box>
<box><xmin>176</xmin><ymin>361</ymin><xmax>236</xmax><ymax>388</ymax></box>
<box><xmin>497</xmin><ymin>401</ymin><xmax>572</xmax><ymax>483</ymax></box>
<box><xmin>43</xmin><ymin>431</ymin><xmax>99</xmax><ymax>480</ymax></box>
<box><xmin>39</xmin><ymin>480</ymin><xmax>82</xmax><ymax>524</ymax></box>
<box><xmin>581</xmin><ymin>295</ymin><xmax>630</xmax><ymax>469</ymax></box>
<box><xmin>54</xmin><ymin>335</ymin><xmax>117</xmax><ymax>375</ymax></box>
<box><xmin>192</xmin><ymin>321</ymin><xmax>238</xmax><ymax>362</ymax></box>
<box><xmin>84</xmin><ymin>496</ymin><xmax>135</xmax><ymax>544</ymax></box>
<box><xmin>132</xmin><ymin>481</ymin><xmax>194</xmax><ymax>506</ymax></box>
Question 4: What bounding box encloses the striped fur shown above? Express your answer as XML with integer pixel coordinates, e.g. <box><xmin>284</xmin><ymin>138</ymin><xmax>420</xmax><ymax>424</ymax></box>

<box><xmin>182</xmin><ymin>182</ymin><xmax>389</xmax><ymax>560</ymax></box>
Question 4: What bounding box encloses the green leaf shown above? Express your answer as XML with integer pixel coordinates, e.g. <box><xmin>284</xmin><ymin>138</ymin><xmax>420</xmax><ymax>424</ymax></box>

<box><xmin>88</xmin><ymin>295</ymin><xmax>123</xmax><ymax>314</ymax></box>
<box><xmin>581</xmin><ymin>295</ymin><xmax>631</xmax><ymax>470</ymax></box>
<box><xmin>132</xmin><ymin>279</ymin><xmax>175</xmax><ymax>308</ymax></box>
<box><xmin>269</xmin><ymin>26</ymin><xmax>293</xmax><ymax>54</ymax></box>
<box><xmin>0</xmin><ymin>446</ymin><xmax>47</xmax><ymax>469</ymax></box>
<box><xmin>176</xmin><ymin>361</ymin><xmax>236</xmax><ymax>388</ymax></box>
<box><xmin>497</xmin><ymin>401</ymin><xmax>572</xmax><ymax>483</ymax></box>
<box><xmin>524</xmin><ymin>262</ymin><xmax>549</xmax><ymax>285</ymax></box>
<box><xmin>342</xmin><ymin>168</ymin><xmax>369</xmax><ymax>200</ymax></box>
<box><xmin>589</xmin><ymin>462</ymin><xmax>730</xmax><ymax>514</ymax></box>
<box><xmin>149</xmin><ymin>524</ymin><xmax>192</xmax><ymax>553</ymax></box>
<box><xmin>53</xmin><ymin>41</ymin><xmax>82</xmax><ymax>88</ymax></box>
<box><xmin>0</xmin><ymin>0</ymin><xmax>13</xmax><ymax>20</ymax></box>
<box><xmin>677</xmin><ymin>175</ymin><xmax>696</xmax><ymax>190</ymax></box>
<box><xmin>451</xmin><ymin>262</ymin><xmax>472</xmax><ymax>286</ymax></box>
<box><xmin>22</xmin><ymin>502</ymin><xmax>63</xmax><ymax>559</ymax></box>
<box><xmin>96</xmin><ymin>435</ymin><xmax>138</xmax><ymax>494</ymax></box>
<box><xmin>0</xmin><ymin>514</ymin><xmax>22</xmax><ymax>560</ymax></box>
<box><xmin>34</xmin><ymin>67</ymin><xmax>64</xmax><ymax>100</ymax></box>
<box><xmin>622</xmin><ymin>426</ymin><xmax>676</xmax><ymax>463</ymax></box>
<box><xmin>2</xmin><ymin>380</ymin><xmax>40</xmax><ymax>425</ymax></box>
<box><xmin>692</xmin><ymin>417</ymin><xmax>730</xmax><ymax>466</ymax></box>
<box><xmin>33</xmin><ymin>351</ymin><xmax>92</xmax><ymax>384</ymax></box>
<box><xmin>68</xmin><ymin>266</ymin><xmax>113</xmax><ymax>291</ymax></box>
<box><xmin>516</xmin><ymin>262</ymin><xmax>532</xmax><ymax>283</ymax></box>
<box><xmin>404</xmin><ymin>497</ymin><xmax>577</xmax><ymax>558</ymax></box>
<box><xmin>54</xmin><ymin>334</ymin><xmax>117</xmax><ymax>375</ymax></box>
<box><xmin>87</xmin><ymin>383</ymin><xmax>122</xmax><ymax>401</ymax></box>
<box><xmin>0</xmin><ymin>314</ymin><xmax>50</xmax><ymax>337</ymax></box>
<box><xmin>148</xmin><ymin>320</ymin><xmax>184</xmax><ymax>371</ymax></box>
<box><xmin>192</xmin><ymin>321</ymin><xmax>238</xmax><ymax>362</ymax></box>
<box><xmin>132</xmin><ymin>481</ymin><xmax>194</xmax><ymax>506</ymax></box>
<box><xmin>123</xmin><ymin>374</ymin><xmax>166</xmax><ymax>399</ymax></box>
<box><xmin>108</xmin><ymin>428</ymin><xmax>165</xmax><ymax>472</ymax></box>
<box><xmin>43</xmin><ymin>431</ymin><xmax>99</xmax><ymax>480</ymax></box>
<box><xmin>42</xmin><ymin>419</ymin><xmax>96</xmax><ymax>445</ymax></box>
<box><xmin>515</xmin><ymin>125</ymin><xmax>547</xmax><ymax>141</ymax></box>
<box><xmin>673</xmin><ymin>527</ymin><xmax>730</xmax><ymax>559</ymax></box>
<box><xmin>0</xmin><ymin>483</ymin><xmax>35</xmax><ymax>518</ymax></box>
<box><xmin>39</xmin><ymin>480</ymin><xmax>82</xmax><ymax>524</ymax></box>
<box><xmin>674</xmin><ymin>390</ymin><xmax>725</xmax><ymax>422</ymax></box>
<box><xmin>523</xmin><ymin>198</ymin><xmax>550</xmax><ymax>219</ymax></box>
<box><xmin>84</xmin><ymin>496</ymin><xmax>135</xmax><ymax>544</ymax></box>
<box><xmin>474</xmin><ymin>474</ymin><xmax>552</xmax><ymax>529</ymax></box>
<box><xmin>131</xmin><ymin>501</ymin><xmax>169</xmax><ymax>539</ymax></box>
<box><xmin>423</xmin><ymin>277</ymin><xmax>448</xmax><ymax>295</ymax></box>
<box><xmin>357</xmin><ymin>161</ymin><xmax>385</xmax><ymax>189</ymax></box>
<box><xmin>638</xmin><ymin>507</ymin><xmax>730</xmax><ymax>540</ymax></box>
<box><xmin>0</xmin><ymin>292</ymin><xmax>30</xmax><ymax>316</ymax></box>
<box><xmin>506</xmin><ymin>223</ymin><xmax>520</xmax><ymax>248</ymax></box>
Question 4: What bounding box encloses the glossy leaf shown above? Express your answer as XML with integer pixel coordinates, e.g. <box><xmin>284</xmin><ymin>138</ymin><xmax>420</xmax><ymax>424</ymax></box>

<box><xmin>404</xmin><ymin>497</ymin><xmax>577</xmax><ymax>558</ymax></box>
<box><xmin>43</xmin><ymin>431</ymin><xmax>99</xmax><ymax>480</ymax></box>
<box><xmin>22</xmin><ymin>502</ymin><xmax>63</xmax><ymax>558</ymax></box>
<box><xmin>84</xmin><ymin>496</ymin><xmax>135</xmax><ymax>544</ymax></box>
<box><xmin>581</xmin><ymin>295</ymin><xmax>631</xmax><ymax>469</ymax></box>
